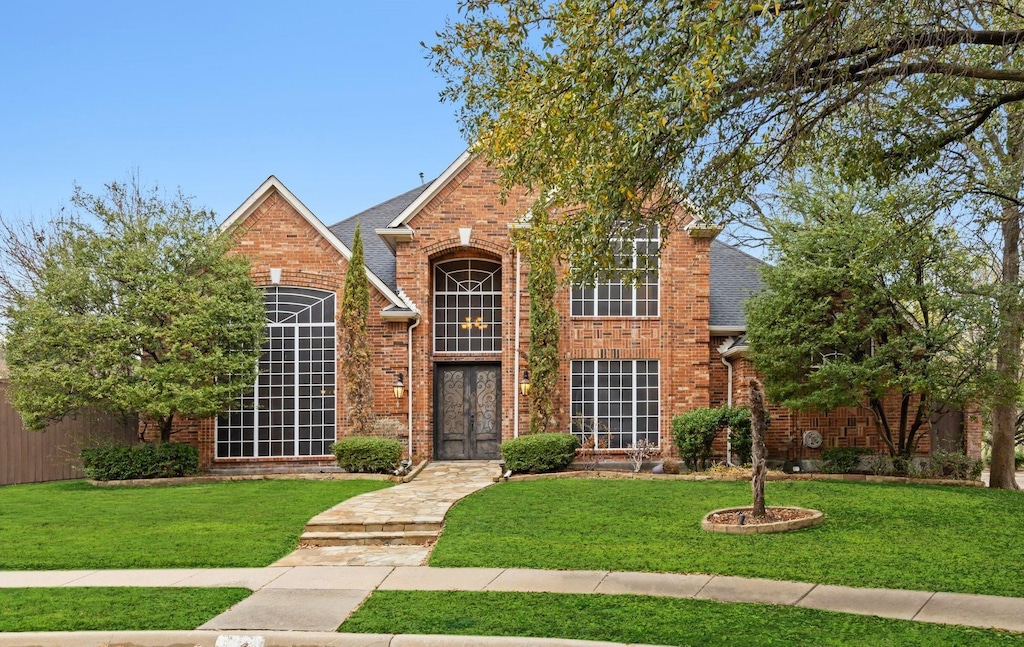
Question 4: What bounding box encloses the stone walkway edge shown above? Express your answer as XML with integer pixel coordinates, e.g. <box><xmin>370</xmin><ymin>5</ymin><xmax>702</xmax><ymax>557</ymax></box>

<box><xmin>2</xmin><ymin>566</ymin><xmax>1023</xmax><ymax>634</ymax></box>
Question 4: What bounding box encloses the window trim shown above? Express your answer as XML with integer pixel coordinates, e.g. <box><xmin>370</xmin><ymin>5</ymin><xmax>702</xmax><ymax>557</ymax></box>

<box><xmin>215</xmin><ymin>286</ymin><xmax>337</xmax><ymax>459</ymax></box>
<box><xmin>570</xmin><ymin>227</ymin><xmax>661</xmax><ymax>318</ymax></box>
<box><xmin>569</xmin><ymin>359</ymin><xmax>661</xmax><ymax>450</ymax></box>
<box><xmin>432</xmin><ymin>258</ymin><xmax>504</xmax><ymax>355</ymax></box>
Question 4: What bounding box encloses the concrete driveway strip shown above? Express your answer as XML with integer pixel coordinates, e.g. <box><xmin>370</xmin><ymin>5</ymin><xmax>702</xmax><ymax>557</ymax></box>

<box><xmin>261</xmin><ymin>565</ymin><xmax>394</xmax><ymax>590</ymax></box>
<box><xmin>379</xmin><ymin>566</ymin><xmax>505</xmax><ymax>591</ymax></box>
<box><xmin>914</xmin><ymin>591</ymin><xmax>1024</xmax><ymax>633</ymax></box>
<box><xmin>695</xmin><ymin>575</ymin><xmax>816</xmax><ymax>605</ymax></box>
<box><xmin>596</xmin><ymin>572</ymin><xmax>712</xmax><ymax>598</ymax></box>
<box><xmin>485</xmin><ymin>569</ymin><xmax>609</xmax><ymax>593</ymax></box>
<box><xmin>200</xmin><ymin>588</ymin><xmax>372</xmax><ymax>632</ymax></box>
<box><xmin>797</xmin><ymin>584</ymin><xmax>933</xmax><ymax>620</ymax></box>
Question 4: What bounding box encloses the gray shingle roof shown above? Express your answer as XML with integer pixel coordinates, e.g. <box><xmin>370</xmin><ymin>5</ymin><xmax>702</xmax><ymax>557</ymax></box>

<box><xmin>328</xmin><ymin>184</ymin><xmax>429</xmax><ymax>291</ymax></box>
<box><xmin>709</xmin><ymin>240</ymin><xmax>765</xmax><ymax>329</ymax></box>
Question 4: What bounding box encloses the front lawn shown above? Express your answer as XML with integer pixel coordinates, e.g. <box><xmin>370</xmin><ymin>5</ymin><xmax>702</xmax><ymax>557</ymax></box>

<box><xmin>431</xmin><ymin>479</ymin><xmax>1024</xmax><ymax>597</ymax></box>
<box><xmin>0</xmin><ymin>479</ymin><xmax>389</xmax><ymax>569</ymax></box>
<box><xmin>0</xmin><ymin>587</ymin><xmax>249</xmax><ymax>632</ymax></box>
<box><xmin>341</xmin><ymin>591</ymin><xmax>1023</xmax><ymax>646</ymax></box>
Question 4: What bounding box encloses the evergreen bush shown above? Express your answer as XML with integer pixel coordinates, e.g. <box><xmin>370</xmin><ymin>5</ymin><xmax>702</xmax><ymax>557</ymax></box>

<box><xmin>81</xmin><ymin>442</ymin><xmax>199</xmax><ymax>480</ymax></box>
<box><xmin>332</xmin><ymin>437</ymin><xmax>402</xmax><ymax>473</ymax></box>
<box><xmin>501</xmin><ymin>433</ymin><xmax>579</xmax><ymax>473</ymax></box>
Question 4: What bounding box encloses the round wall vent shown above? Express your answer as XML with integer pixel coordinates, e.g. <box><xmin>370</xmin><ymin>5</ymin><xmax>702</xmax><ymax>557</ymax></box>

<box><xmin>802</xmin><ymin>430</ymin><xmax>823</xmax><ymax>449</ymax></box>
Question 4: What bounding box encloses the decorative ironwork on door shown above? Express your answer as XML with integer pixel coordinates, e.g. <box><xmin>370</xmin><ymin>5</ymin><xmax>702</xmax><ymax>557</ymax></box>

<box><xmin>435</xmin><ymin>364</ymin><xmax>501</xmax><ymax>459</ymax></box>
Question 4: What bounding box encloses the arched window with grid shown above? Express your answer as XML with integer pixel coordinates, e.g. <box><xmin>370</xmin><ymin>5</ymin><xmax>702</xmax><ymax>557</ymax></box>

<box><xmin>216</xmin><ymin>287</ymin><xmax>336</xmax><ymax>458</ymax></box>
<box><xmin>433</xmin><ymin>259</ymin><xmax>503</xmax><ymax>353</ymax></box>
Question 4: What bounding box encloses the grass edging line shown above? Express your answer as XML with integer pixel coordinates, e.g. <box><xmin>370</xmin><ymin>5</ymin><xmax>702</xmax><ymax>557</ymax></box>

<box><xmin>88</xmin><ymin>472</ymin><xmax>396</xmax><ymax>487</ymax></box>
<box><xmin>503</xmin><ymin>469</ymin><xmax>984</xmax><ymax>488</ymax></box>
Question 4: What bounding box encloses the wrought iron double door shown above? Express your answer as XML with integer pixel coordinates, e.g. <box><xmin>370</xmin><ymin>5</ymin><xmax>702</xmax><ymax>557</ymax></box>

<box><xmin>434</xmin><ymin>363</ymin><xmax>501</xmax><ymax>460</ymax></box>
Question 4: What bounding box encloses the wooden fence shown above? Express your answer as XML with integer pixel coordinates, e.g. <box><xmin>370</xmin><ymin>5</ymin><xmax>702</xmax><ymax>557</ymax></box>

<box><xmin>0</xmin><ymin>380</ymin><xmax>138</xmax><ymax>486</ymax></box>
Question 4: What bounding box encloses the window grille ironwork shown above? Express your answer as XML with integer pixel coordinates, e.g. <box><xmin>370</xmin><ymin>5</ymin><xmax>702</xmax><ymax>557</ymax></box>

<box><xmin>216</xmin><ymin>287</ymin><xmax>336</xmax><ymax>458</ymax></box>
<box><xmin>433</xmin><ymin>259</ymin><xmax>503</xmax><ymax>353</ymax></box>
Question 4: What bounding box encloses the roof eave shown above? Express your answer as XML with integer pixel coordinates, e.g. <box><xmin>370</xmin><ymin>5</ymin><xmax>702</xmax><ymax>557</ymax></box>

<box><xmin>386</xmin><ymin>150</ymin><xmax>474</xmax><ymax>228</ymax></box>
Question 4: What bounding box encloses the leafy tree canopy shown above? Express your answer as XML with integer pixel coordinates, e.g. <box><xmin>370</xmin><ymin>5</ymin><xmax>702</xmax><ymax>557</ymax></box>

<box><xmin>0</xmin><ymin>177</ymin><xmax>265</xmax><ymax>441</ymax></box>
<box><xmin>746</xmin><ymin>174</ymin><xmax>997</xmax><ymax>457</ymax></box>
<box><xmin>430</xmin><ymin>0</ymin><xmax>1024</xmax><ymax>277</ymax></box>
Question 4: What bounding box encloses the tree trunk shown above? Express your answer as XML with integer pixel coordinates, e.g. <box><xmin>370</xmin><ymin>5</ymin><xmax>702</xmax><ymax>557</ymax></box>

<box><xmin>991</xmin><ymin>202</ymin><xmax>1022</xmax><ymax>490</ymax></box>
<box><xmin>159</xmin><ymin>415</ymin><xmax>174</xmax><ymax>444</ymax></box>
<box><xmin>749</xmin><ymin>378</ymin><xmax>768</xmax><ymax>517</ymax></box>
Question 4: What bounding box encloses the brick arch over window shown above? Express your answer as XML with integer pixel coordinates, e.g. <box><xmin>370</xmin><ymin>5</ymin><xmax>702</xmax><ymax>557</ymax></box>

<box><xmin>423</xmin><ymin>237</ymin><xmax>508</xmax><ymax>261</ymax></box>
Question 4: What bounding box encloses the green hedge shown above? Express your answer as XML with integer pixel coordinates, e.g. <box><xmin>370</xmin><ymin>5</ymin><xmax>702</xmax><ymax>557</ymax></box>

<box><xmin>332</xmin><ymin>437</ymin><xmax>403</xmax><ymax>473</ymax></box>
<box><xmin>671</xmin><ymin>407</ymin><xmax>751</xmax><ymax>470</ymax></box>
<box><xmin>81</xmin><ymin>442</ymin><xmax>199</xmax><ymax>481</ymax></box>
<box><xmin>820</xmin><ymin>447</ymin><xmax>872</xmax><ymax>474</ymax></box>
<box><xmin>501</xmin><ymin>433</ymin><xmax>579</xmax><ymax>474</ymax></box>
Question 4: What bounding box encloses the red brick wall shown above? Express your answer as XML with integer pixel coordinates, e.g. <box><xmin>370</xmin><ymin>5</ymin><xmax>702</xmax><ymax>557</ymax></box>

<box><xmin>708</xmin><ymin>340</ymin><xmax>982</xmax><ymax>461</ymax></box>
<box><xmin>159</xmin><ymin>188</ymin><xmax>410</xmax><ymax>469</ymax></box>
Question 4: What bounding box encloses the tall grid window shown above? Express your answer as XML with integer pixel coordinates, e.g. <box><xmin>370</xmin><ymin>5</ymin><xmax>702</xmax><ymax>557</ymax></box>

<box><xmin>216</xmin><ymin>287</ymin><xmax>336</xmax><ymax>458</ymax></box>
<box><xmin>434</xmin><ymin>259</ymin><xmax>503</xmax><ymax>353</ymax></box>
<box><xmin>571</xmin><ymin>225</ymin><xmax>660</xmax><ymax>317</ymax></box>
<box><xmin>570</xmin><ymin>360</ymin><xmax>659</xmax><ymax>449</ymax></box>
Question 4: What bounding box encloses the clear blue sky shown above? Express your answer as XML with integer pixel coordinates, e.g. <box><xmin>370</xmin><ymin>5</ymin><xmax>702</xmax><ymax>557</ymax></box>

<box><xmin>0</xmin><ymin>1</ymin><xmax>466</xmax><ymax>226</ymax></box>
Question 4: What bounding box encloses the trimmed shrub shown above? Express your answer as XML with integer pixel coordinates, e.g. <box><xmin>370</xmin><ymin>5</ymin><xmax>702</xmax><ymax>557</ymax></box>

<box><xmin>332</xmin><ymin>437</ymin><xmax>403</xmax><ymax>473</ymax></box>
<box><xmin>820</xmin><ymin>447</ymin><xmax>872</xmax><ymax>474</ymax></box>
<box><xmin>923</xmin><ymin>451</ymin><xmax>983</xmax><ymax>480</ymax></box>
<box><xmin>501</xmin><ymin>433</ymin><xmax>579</xmax><ymax>474</ymax></box>
<box><xmin>672</xmin><ymin>407</ymin><xmax>751</xmax><ymax>471</ymax></box>
<box><xmin>81</xmin><ymin>442</ymin><xmax>199</xmax><ymax>481</ymax></box>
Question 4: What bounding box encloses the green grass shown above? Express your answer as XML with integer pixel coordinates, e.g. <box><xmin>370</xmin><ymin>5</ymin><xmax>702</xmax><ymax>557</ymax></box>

<box><xmin>341</xmin><ymin>591</ymin><xmax>1024</xmax><ymax>646</ymax></box>
<box><xmin>0</xmin><ymin>587</ymin><xmax>250</xmax><ymax>632</ymax></box>
<box><xmin>431</xmin><ymin>479</ymin><xmax>1024</xmax><ymax>597</ymax></box>
<box><xmin>0</xmin><ymin>479</ymin><xmax>390</xmax><ymax>569</ymax></box>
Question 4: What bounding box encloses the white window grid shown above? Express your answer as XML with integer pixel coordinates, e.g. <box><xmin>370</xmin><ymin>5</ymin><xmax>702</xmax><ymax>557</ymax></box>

<box><xmin>433</xmin><ymin>259</ymin><xmax>503</xmax><ymax>353</ymax></box>
<box><xmin>217</xmin><ymin>287</ymin><xmax>336</xmax><ymax>458</ymax></box>
<box><xmin>571</xmin><ymin>226</ymin><xmax>660</xmax><ymax>317</ymax></box>
<box><xmin>570</xmin><ymin>359</ymin><xmax>660</xmax><ymax>449</ymax></box>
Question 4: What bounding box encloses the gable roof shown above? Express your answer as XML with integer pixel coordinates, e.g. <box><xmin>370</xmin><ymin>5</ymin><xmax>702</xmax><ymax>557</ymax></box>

<box><xmin>329</xmin><ymin>183</ymin><xmax>429</xmax><ymax>291</ymax></box>
<box><xmin>386</xmin><ymin>150</ymin><xmax>473</xmax><ymax>228</ymax></box>
<box><xmin>220</xmin><ymin>176</ymin><xmax>409</xmax><ymax>311</ymax></box>
<box><xmin>709</xmin><ymin>240</ymin><xmax>765</xmax><ymax>330</ymax></box>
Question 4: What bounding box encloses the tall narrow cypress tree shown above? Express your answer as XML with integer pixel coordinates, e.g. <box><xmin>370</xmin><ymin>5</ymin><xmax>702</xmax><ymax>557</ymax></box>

<box><xmin>340</xmin><ymin>221</ymin><xmax>374</xmax><ymax>436</ymax></box>
<box><xmin>527</xmin><ymin>215</ymin><xmax>560</xmax><ymax>434</ymax></box>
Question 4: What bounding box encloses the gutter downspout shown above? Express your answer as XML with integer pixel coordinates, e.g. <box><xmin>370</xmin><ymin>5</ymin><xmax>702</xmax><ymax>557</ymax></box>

<box><xmin>513</xmin><ymin>248</ymin><xmax>522</xmax><ymax>438</ymax></box>
<box><xmin>407</xmin><ymin>317</ymin><xmax>421</xmax><ymax>460</ymax></box>
<box><xmin>721</xmin><ymin>352</ymin><xmax>734</xmax><ymax>466</ymax></box>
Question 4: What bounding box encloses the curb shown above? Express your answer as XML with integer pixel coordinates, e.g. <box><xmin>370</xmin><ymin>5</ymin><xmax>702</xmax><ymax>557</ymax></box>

<box><xmin>0</xmin><ymin>630</ymin><xmax>663</xmax><ymax>647</ymax></box>
<box><xmin>501</xmin><ymin>469</ymin><xmax>983</xmax><ymax>488</ymax></box>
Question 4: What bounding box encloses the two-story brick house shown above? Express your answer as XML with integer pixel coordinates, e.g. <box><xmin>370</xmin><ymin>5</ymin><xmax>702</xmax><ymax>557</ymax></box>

<box><xmin>165</xmin><ymin>151</ymin><xmax>979</xmax><ymax>471</ymax></box>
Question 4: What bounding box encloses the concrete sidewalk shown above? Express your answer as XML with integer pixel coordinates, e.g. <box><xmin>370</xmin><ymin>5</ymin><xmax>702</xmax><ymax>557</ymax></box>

<box><xmin>2</xmin><ymin>566</ymin><xmax>1024</xmax><ymax>635</ymax></box>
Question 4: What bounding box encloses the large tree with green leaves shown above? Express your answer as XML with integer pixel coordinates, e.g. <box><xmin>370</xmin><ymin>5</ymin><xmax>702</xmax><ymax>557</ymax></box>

<box><xmin>431</xmin><ymin>0</ymin><xmax>1024</xmax><ymax>487</ymax></box>
<box><xmin>746</xmin><ymin>176</ymin><xmax>996</xmax><ymax>462</ymax></box>
<box><xmin>340</xmin><ymin>222</ymin><xmax>374</xmax><ymax>436</ymax></box>
<box><xmin>0</xmin><ymin>178</ymin><xmax>264</xmax><ymax>442</ymax></box>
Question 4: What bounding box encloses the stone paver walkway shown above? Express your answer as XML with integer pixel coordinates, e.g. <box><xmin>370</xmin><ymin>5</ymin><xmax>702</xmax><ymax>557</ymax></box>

<box><xmin>4</xmin><ymin>566</ymin><xmax>1024</xmax><ymax>636</ymax></box>
<box><xmin>275</xmin><ymin>461</ymin><xmax>499</xmax><ymax>567</ymax></box>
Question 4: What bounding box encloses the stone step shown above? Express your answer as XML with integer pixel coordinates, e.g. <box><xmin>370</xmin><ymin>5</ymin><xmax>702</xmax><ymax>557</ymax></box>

<box><xmin>304</xmin><ymin>521</ymin><xmax>444</xmax><ymax>534</ymax></box>
<box><xmin>300</xmin><ymin>530</ymin><xmax>439</xmax><ymax>546</ymax></box>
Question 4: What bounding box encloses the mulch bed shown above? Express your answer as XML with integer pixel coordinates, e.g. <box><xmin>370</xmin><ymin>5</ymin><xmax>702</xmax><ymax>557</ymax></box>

<box><xmin>705</xmin><ymin>507</ymin><xmax>816</xmax><ymax>526</ymax></box>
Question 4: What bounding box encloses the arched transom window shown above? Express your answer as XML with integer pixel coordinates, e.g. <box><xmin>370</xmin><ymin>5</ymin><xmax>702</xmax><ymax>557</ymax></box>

<box><xmin>217</xmin><ymin>287</ymin><xmax>336</xmax><ymax>458</ymax></box>
<box><xmin>434</xmin><ymin>259</ymin><xmax>502</xmax><ymax>353</ymax></box>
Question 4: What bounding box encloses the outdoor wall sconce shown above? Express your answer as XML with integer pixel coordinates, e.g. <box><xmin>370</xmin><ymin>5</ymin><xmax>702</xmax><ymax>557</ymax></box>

<box><xmin>520</xmin><ymin>370</ymin><xmax>531</xmax><ymax>397</ymax></box>
<box><xmin>393</xmin><ymin>373</ymin><xmax>405</xmax><ymax>399</ymax></box>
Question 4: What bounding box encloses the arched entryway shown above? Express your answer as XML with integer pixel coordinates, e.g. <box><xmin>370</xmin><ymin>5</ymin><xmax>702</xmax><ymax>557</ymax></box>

<box><xmin>432</xmin><ymin>258</ymin><xmax>502</xmax><ymax>459</ymax></box>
